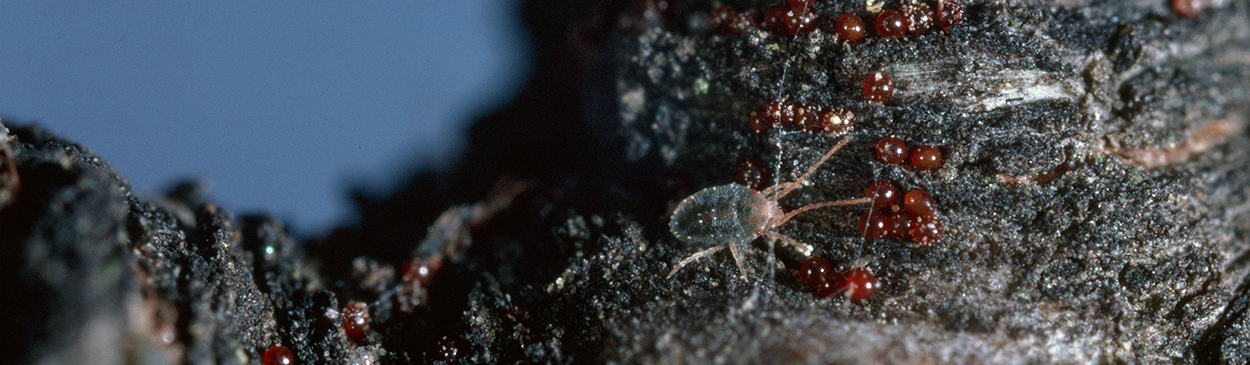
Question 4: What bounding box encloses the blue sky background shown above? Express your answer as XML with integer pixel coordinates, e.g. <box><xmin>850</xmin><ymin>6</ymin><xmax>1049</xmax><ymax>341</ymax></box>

<box><xmin>0</xmin><ymin>1</ymin><xmax>528</xmax><ymax>234</ymax></box>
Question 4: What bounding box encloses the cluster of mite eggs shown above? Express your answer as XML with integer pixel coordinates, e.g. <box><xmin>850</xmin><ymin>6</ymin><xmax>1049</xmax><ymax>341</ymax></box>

<box><xmin>257</xmin><ymin>257</ymin><xmax>441</xmax><ymax>365</ymax></box>
<box><xmin>740</xmin><ymin>64</ymin><xmax>895</xmax><ymax>138</ymax></box>
<box><xmin>258</xmin><ymin>302</ymin><xmax>371</xmax><ymax>365</ymax></box>
<box><xmin>710</xmin><ymin>0</ymin><xmax>962</xmax><ymax>105</ymax></box>
<box><xmin>728</xmin><ymin>135</ymin><xmax>945</xmax><ymax>301</ymax></box>
<box><xmin>718</xmin><ymin>29</ymin><xmax>948</xmax><ymax>300</ymax></box>
<box><xmin>859</xmin><ymin>136</ymin><xmax>945</xmax><ymax>244</ymax></box>
<box><xmin>796</xmin><ymin>257</ymin><xmax>879</xmax><ymax>300</ymax></box>
<box><xmin>745</xmin><ymin>99</ymin><xmax>856</xmax><ymax>137</ymax></box>
<box><xmin>740</xmin><ymin>70</ymin><xmax>895</xmax><ymax>139</ymax></box>
<box><xmin>709</xmin><ymin>0</ymin><xmax>964</xmax><ymax>39</ymax></box>
<box><xmin>708</xmin><ymin>0</ymin><xmax>1204</xmax><ymax>300</ymax></box>
<box><xmin>255</xmin><ymin>2</ymin><xmax>1216</xmax><ymax>362</ymax></box>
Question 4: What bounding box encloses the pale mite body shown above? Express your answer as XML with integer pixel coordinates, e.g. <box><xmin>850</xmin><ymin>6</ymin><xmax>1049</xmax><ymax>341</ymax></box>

<box><xmin>667</xmin><ymin>136</ymin><xmax>870</xmax><ymax>279</ymax></box>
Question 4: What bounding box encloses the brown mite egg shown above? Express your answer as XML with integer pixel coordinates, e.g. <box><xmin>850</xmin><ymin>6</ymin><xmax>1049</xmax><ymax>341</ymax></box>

<box><xmin>748</xmin><ymin>100</ymin><xmax>843</xmax><ymax>134</ymax></box>
<box><xmin>710</xmin><ymin>5</ymin><xmax>740</xmax><ymax>35</ymax></box>
<box><xmin>863</xmin><ymin>72</ymin><xmax>895</xmax><ymax>102</ymax></box>
<box><xmin>903</xmin><ymin>189</ymin><xmax>936</xmax><ymax>217</ymax></box>
<box><xmin>937</xmin><ymin>0</ymin><xmax>964</xmax><ymax>31</ymax></box>
<box><xmin>746</xmin><ymin>109</ymin><xmax>775</xmax><ymax>134</ymax></box>
<box><xmin>746</xmin><ymin>100</ymin><xmax>789</xmax><ymax>134</ymax></box>
<box><xmin>865</xmin><ymin>180</ymin><xmax>899</xmax><ymax>210</ymax></box>
<box><xmin>1171</xmin><ymin>0</ymin><xmax>1203</xmax><ymax>19</ymax></box>
<box><xmin>262</xmin><ymin>346</ymin><xmax>295</xmax><ymax>365</ymax></box>
<box><xmin>735</xmin><ymin>9</ymin><xmax>761</xmax><ymax>32</ymax></box>
<box><xmin>902</xmin><ymin>3</ymin><xmax>934</xmax><ymax>34</ymax></box>
<box><xmin>734</xmin><ymin>159</ymin><xmax>768</xmax><ymax>191</ymax></box>
<box><xmin>815</xmin><ymin>108</ymin><xmax>855</xmax><ymax>136</ymax></box>
<box><xmin>763</xmin><ymin>5</ymin><xmax>817</xmax><ymax>36</ymax></box>
<box><xmin>817</xmin><ymin>271</ymin><xmax>848</xmax><ymax>297</ymax></box>
<box><xmin>769</xmin><ymin>100</ymin><xmax>798</xmax><ymax>125</ymax></box>
<box><xmin>887</xmin><ymin>211</ymin><xmax>915</xmax><ymax>239</ymax></box>
<box><xmin>401</xmin><ymin>256</ymin><xmax>442</xmax><ymax>286</ymax></box>
<box><xmin>860</xmin><ymin>210</ymin><xmax>890</xmax><ymax>239</ymax></box>
<box><xmin>792</xmin><ymin>105</ymin><xmax>819</xmax><ymax>129</ymax></box>
<box><xmin>799</xmin><ymin>256</ymin><xmax>831</xmax><ymax>285</ymax></box>
<box><xmin>835</xmin><ymin>14</ymin><xmax>866</xmax><ymax>43</ymax></box>
<box><xmin>909</xmin><ymin>145</ymin><xmax>943</xmax><ymax>170</ymax></box>
<box><xmin>762</xmin><ymin>6</ymin><xmax>791</xmax><ymax>35</ymax></box>
<box><xmin>341</xmin><ymin>301</ymin><xmax>370</xmax><ymax>342</ymax></box>
<box><xmin>908</xmin><ymin>214</ymin><xmax>944</xmax><ymax>245</ymax></box>
<box><xmin>874</xmin><ymin>9</ymin><xmax>909</xmax><ymax>38</ymax></box>
<box><xmin>874</xmin><ymin>136</ymin><xmax>909</xmax><ymax>164</ymax></box>
<box><xmin>787</xmin><ymin>0</ymin><xmax>813</xmax><ymax>10</ymax></box>
<box><xmin>843</xmin><ymin>268</ymin><xmax>879</xmax><ymax>300</ymax></box>
<box><xmin>835</xmin><ymin>13</ymin><xmax>865</xmax><ymax>43</ymax></box>
<box><xmin>782</xmin><ymin>7</ymin><xmax>818</xmax><ymax>36</ymax></box>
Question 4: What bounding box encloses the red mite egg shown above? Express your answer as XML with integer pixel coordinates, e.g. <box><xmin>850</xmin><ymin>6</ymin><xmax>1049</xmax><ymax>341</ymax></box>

<box><xmin>865</xmin><ymin>180</ymin><xmax>899</xmax><ymax>210</ymax></box>
<box><xmin>799</xmin><ymin>257</ymin><xmax>831</xmax><ymax>285</ymax></box>
<box><xmin>787</xmin><ymin>0</ymin><xmax>813</xmax><ymax>11</ymax></box>
<box><xmin>843</xmin><ymin>268</ymin><xmax>879</xmax><ymax>300</ymax></box>
<box><xmin>746</xmin><ymin>109</ymin><xmax>774</xmax><ymax>134</ymax></box>
<box><xmin>903</xmin><ymin>189</ymin><xmax>936</xmax><ymax>217</ymax></box>
<box><xmin>767</xmin><ymin>100</ymin><xmax>797</xmax><ymax>125</ymax></box>
<box><xmin>835</xmin><ymin>14</ymin><xmax>866</xmax><ymax>43</ymax></box>
<box><xmin>815</xmin><ymin>108</ymin><xmax>855</xmax><ymax>136</ymax></box>
<box><xmin>735</xmin><ymin>9</ymin><xmax>761</xmax><ymax>32</ymax></box>
<box><xmin>863</xmin><ymin>72</ymin><xmax>895</xmax><ymax>102</ymax></box>
<box><xmin>874</xmin><ymin>9</ymin><xmax>909</xmax><ymax>38</ymax></box>
<box><xmin>762</xmin><ymin>6</ymin><xmax>791</xmax><ymax>35</ymax></box>
<box><xmin>908</xmin><ymin>214</ymin><xmax>945</xmax><ymax>245</ymax></box>
<box><xmin>734</xmin><ymin>159</ymin><xmax>768</xmax><ymax>191</ymax></box>
<box><xmin>341</xmin><ymin>301</ymin><xmax>370</xmax><ymax>341</ymax></box>
<box><xmin>401</xmin><ymin>257</ymin><xmax>442</xmax><ymax>286</ymax></box>
<box><xmin>909</xmin><ymin>145</ymin><xmax>943</xmax><ymax>171</ymax></box>
<box><xmin>710</xmin><ymin>5</ymin><xmax>740</xmax><ymax>35</ymax></box>
<box><xmin>902</xmin><ymin>3</ymin><xmax>934</xmax><ymax>34</ymax></box>
<box><xmin>859</xmin><ymin>210</ymin><xmax>890</xmax><ymax>239</ymax></box>
<box><xmin>776</xmin><ymin>101</ymin><xmax>799</xmax><ymax>125</ymax></box>
<box><xmin>792</xmin><ymin>105</ymin><xmax>819</xmax><ymax>129</ymax></box>
<box><xmin>887</xmin><ymin>211</ymin><xmax>915</xmax><ymax>239</ymax></box>
<box><xmin>874</xmin><ymin>136</ymin><xmax>909</xmax><ymax>164</ymax></box>
<box><xmin>817</xmin><ymin>271</ymin><xmax>848</xmax><ymax>297</ymax></box>
<box><xmin>782</xmin><ymin>7</ymin><xmax>818</xmax><ymax>36</ymax></box>
<box><xmin>747</xmin><ymin>100</ymin><xmax>804</xmax><ymax>134</ymax></box>
<box><xmin>262</xmin><ymin>346</ymin><xmax>295</xmax><ymax>365</ymax></box>
<box><xmin>937</xmin><ymin>0</ymin><xmax>965</xmax><ymax>31</ymax></box>
<box><xmin>1171</xmin><ymin>0</ymin><xmax>1203</xmax><ymax>19</ymax></box>
<box><xmin>764</xmin><ymin>6</ymin><xmax>817</xmax><ymax>37</ymax></box>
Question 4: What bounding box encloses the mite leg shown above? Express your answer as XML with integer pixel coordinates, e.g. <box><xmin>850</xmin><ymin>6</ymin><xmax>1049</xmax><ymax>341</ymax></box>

<box><xmin>774</xmin><ymin>197</ymin><xmax>871</xmax><ymax>227</ymax></box>
<box><xmin>769</xmin><ymin>136</ymin><xmax>854</xmax><ymax>200</ymax></box>
<box><xmin>728</xmin><ymin>243</ymin><xmax>749</xmax><ymax>279</ymax></box>
<box><xmin>667</xmin><ymin>245</ymin><xmax>727</xmax><ymax>278</ymax></box>
<box><xmin>762</xmin><ymin>230</ymin><xmax>813</xmax><ymax>256</ymax></box>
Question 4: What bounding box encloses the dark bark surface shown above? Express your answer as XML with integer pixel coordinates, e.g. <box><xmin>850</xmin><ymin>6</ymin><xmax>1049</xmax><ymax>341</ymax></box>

<box><xmin>7</xmin><ymin>0</ymin><xmax>1250</xmax><ymax>364</ymax></box>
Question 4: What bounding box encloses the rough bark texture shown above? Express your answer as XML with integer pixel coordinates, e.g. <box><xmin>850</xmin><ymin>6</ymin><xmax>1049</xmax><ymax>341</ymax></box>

<box><xmin>7</xmin><ymin>0</ymin><xmax>1250</xmax><ymax>364</ymax></box>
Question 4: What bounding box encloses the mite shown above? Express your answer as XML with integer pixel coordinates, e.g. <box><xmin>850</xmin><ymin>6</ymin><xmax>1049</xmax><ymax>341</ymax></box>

<box><xmin>668</xmin><ymin>136</ymin><xmax>870</xmax><ymax>279</ymax></box>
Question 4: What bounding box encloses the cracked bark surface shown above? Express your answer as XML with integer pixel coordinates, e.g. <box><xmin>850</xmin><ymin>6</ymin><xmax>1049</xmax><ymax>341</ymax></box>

<box><xmin>8</xmin><ymin>0</ymin><xmax>1250</xmax><ymax>364</ymax></box>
